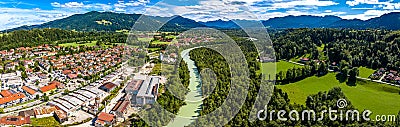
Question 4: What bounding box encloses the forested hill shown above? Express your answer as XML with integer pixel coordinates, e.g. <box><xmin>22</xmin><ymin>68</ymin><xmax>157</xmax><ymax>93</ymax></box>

<box><xmin>4</xmin><ymin>11</ymin><xmax>400</xmax><ymax>32</ymax></box>
<box><xmin>5</xmin><ymin>11</ymin><xmax>205</xmax><ymax>32</ymax></box>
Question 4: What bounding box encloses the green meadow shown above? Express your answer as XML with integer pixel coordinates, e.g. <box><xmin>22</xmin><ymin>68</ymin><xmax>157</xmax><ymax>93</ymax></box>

<box><xmin>261</xmin><ymin>61</ymin><xmax>303</xmax><ymax>79</ymax></box>
<box><xmin>359</xmin><ymin>67</ymin><xmax>375</xmax><ymax>78</ymax></box>
<box><xmin>30</xmin><ymin>117</ymin><xmax>60</xmax><ymax>126</ymax></box>
<box><xmin>138</xmin><ymin>37</ymin><xmax>153</xmax><ymax>42</ymax></box>
<box><xmin>277</xmin><ymin>73</ymin><xmax>400</xmax><ymax>117</ymax></box>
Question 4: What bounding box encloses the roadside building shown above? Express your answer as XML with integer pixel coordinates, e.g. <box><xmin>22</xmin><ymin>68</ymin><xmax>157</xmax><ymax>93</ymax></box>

<box><xmin>95</xmin><ymin>112</ymin><xmax>115</xmax><ymax>127</ymax></box>
<box><xmin>0</xmin><ymin>116</ymin><xmax>31</xmax><ymax>126</ymax></box>
<box><xmin>124</xmin><ymin>79</ymin><xmax>143</xmax><ymax>105</ymax></box>
<box><xmin>135</xmin><ymin>76</ymin><xmax>160</xmax><ymax>106</ymax></box>
<box><xmin>99</xmin><ymin>82</ymin><xmax>117</xmax><ymax>93</ymax></box>
<box><xmin>110</xmin><ymin>96</ymin><xmax>130</xmax><ymax>119</ymax></box>
<box><xmin>0</xmin><ymin>90</ymin><xmax>13</xmax><ymax>97</ymax></box>
<box><xmin>40</xmin><ymin>84</ymin><xmax>57</xmax><ymax>93</ymax></box>
<box><xmin>18</xmin><ymin>110</ymin><xmax>35</xmax><ymax>118</ymax></box>
<box><xmin>0</xmin><ymin>92</ymin><xmax>26</xmax><ymax>108</ymax></box>
<box><xmin>40</xmin><ymin>81</ymin><xmax>62</xmax><ymax>93</ymax></box>
<box><xmin>54</xmin><ymin>110</ymin><xmax>68</xmax><ymax>123</ymax></box>
<box><xmin>33</xmin><ymin>106</ymin><xmax>58</xmax><ymax>118</ymax></box>
<box><xmin>22</xmin><ymin>86</ymin><xmax>37</xmax><ymax>98</ymax></box>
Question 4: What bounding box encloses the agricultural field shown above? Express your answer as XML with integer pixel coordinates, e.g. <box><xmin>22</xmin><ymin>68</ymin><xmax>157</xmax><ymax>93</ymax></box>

<box><xmin>148</xmin><ymin>48</ymin><xmax>161</xmax><ymax>52</ymax></box>
<box><xmin>30</xmin><ymin>117</ymin><xmax>60</xmax><ymax>126</ymax></box>
<box><xmin>151</xmin><ymin>40</ymin><xmax>172</xmax><ymax>45</ymax></box>
<box><xmin>138</xmin><ymin>38</ymin><xmax>153</xmax><ymax>42</ymax></box>
<box><xmin>261</xmin><ymin>61</ymin><xmax>304</xmax><ymax>79</ymax></box>
<box><xmin>358</xmin><ymin>67</ymin><xmax>375</xmax><ymax>78</ymax></box>
<box><xmin>277</xmin><ymin>72</ymin><xmax>400</xmax><ymax>117</ymax></box>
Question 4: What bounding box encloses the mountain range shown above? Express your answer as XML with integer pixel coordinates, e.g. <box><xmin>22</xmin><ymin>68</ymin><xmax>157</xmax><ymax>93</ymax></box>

<box><xmin>4</xmin><ymin>11</ymin><xmax>400</xmax><ymax>32</ymax></box>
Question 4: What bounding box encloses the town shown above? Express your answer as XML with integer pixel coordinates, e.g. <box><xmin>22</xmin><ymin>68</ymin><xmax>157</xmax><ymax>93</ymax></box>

<box><xmin>0</xmin><ymin>42</ymin><xmax>164</xmax><ymax>126</ymax></box>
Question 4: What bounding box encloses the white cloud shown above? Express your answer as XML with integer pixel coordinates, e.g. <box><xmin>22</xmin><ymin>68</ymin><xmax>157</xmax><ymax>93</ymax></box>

<box><xmin>51</xmin><ymin>2</ymin><xmax>61</xmax><ymax>7</ymax></box>
<box><xmin>113</xmin><ymin>0</ymin><xmax>150</xmax><ymax>13</ymax></box>
<box><xmin>139</xmin><ymin>0</ymin><xmax>343</xmax><ymax>21</ymax></box>
<box><xmin>346</xmin><ymin>0</ymin><xmax>400</xmax><ymax>10</ymax></box>
<box><xmin>340</xmin><ymin>9</ymin><xmax>400</xmax><ymax>20</ymax></box>
<box><xmin>269</xmin><ymin>0</ymin><xmax>338</xmax><ymax>9</ymax></box>
<box><xmin>51</xmin><ymin>2</ymin><xmax>84</xmax><ymax>8</ymax></box>
<box><xmin>346</xmin><ymin>0</ymin><xmax>380</xmax><ymax>6</ymax></box>
<box><xmin>0</xmin><ymin>8</ymin><xmax>74</xmax><ymax>31</ymax></box>
<box><xmin>383</xmin><ymin>3</ymin><xmax>400</xmax><ymax>9</ymax></box>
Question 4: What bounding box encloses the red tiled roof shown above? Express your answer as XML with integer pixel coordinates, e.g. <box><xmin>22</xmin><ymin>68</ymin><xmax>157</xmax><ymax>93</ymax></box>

<box><xmin>0</xmin><ymin>116</ymin><xmax>30</xmax><ymax>126</ymax></box>
<box><xmin>22</xmin><ymin>86</ymin><xmax>36</xmax><ymax>95</ymax></box>
<box><xmin>54</xmin><ymin>110</ymin><xmax>67</xmax><ymax>119</ymax></box>
<box><xmin>0</xmin><ymin>90</ymin><xmax>12</xmax><ymax>97</ymax></box>
<box><xmin>102</xmin><ymin>82</ymin><xmax>117</xmax><ymax>90</ymax></box>
<box><xmin>300</xmin><ymin>58</ymin><xmax>310</xmax><ymax>61</ymax></box>
<box><xmin>40</xmin><ymin>83</ymin><xmax>57</xmax><ymax>93</ymax></box>
<box><xmin>97</xmin><ymin>112</ymin><xmax>115</xmax><ymax>122</ymax></box>
<box><xmin>0</xmin><ymin>93</ymin><xmax>26</xmax><ymax>105</ymax></box>
<box><xmin>68</xmin><ymin>74</ymin><xmax>78</xmax><ymax>79</ymax></box>
<box><xmin>62</xmin><ymin>70</ymin><xmax>72</xmax><ymax>75</ymax></box>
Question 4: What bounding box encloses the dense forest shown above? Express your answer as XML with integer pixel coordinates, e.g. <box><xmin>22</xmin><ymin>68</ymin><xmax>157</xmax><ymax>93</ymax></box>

<box><xmin>272</xmin><ymin>29</ymin><xmax>400</xmax><ymax>71</ymax></box>
<box><xmin>6</xmin><ymin>11</ymin><xmax>205</xmax><ymax>32</ymax></box>
<box><xmin>1</xmin><ymin>28</ymin><xmax>399</xmax><ymax>126</ymax></box>
<box><xmin>184</xmin><ymin>32</ymin><xmax>399</xmax><ymax>126</ymax></box>
<box><xmin>0</xmin><ymin>28</ymin><xmax>127</xmax><ymax>50</ymax></box>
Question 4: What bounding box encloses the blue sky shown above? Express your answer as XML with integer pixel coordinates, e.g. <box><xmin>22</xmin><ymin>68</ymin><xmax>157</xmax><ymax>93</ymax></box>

<box><xmin>0</xmin><ymin>0</ymin><xmax>400</xmax><ymax>30</ymax></box>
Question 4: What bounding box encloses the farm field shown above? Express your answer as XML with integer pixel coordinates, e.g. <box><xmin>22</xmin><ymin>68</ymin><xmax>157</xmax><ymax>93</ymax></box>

<box><xmin>30</xmin><ymin>117</ymin><xmax>60</xmax><ymax>126</ymax></box>
<box><xmin>261</xmin><ymin>61</ymin><xmax>303</xmax><ymax>79</ymax></box>
<box><xmin>138</xmin><ymin>37</ymin><xmax>153</xmax><ymax>42</ymax></box>
<box><xmin>359</xmin><ymin>67</ymin><xmax>375</xmax><ymax>78</ymax></box>
<box><xmin>277</xmin><ymin>72</ymin><xmax>400</xmax><ymax>117</ymax></box>
<box><xmin>151</xmin><ymin>40</ymin><xmax>172</xmax><ymax>44</ymax></box>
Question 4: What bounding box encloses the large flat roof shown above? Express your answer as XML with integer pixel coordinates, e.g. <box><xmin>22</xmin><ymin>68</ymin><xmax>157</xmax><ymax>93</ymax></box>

<box><xmin>137</xmin><ymin>76</ymin><xmax>160</xmax><ymax>98</ymax></box>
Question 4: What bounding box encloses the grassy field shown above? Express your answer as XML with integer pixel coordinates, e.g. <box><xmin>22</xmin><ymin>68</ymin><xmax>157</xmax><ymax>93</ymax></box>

<box><xmin>290</xmin><ymin>53</ymin><xmax>312</xmax><ymax>62</ymax></box>
<box><xmin>359</xmin><ymin>67</ymin><xmax>375</xmax><ymax>78</ymax></box>
<box><xmin>30</xmin><ymin>117</ymin><xmax>60</xmax><ymax>126</ymax></box>
<box><xmin>59</xmin><ymin>41</ymin><xmax>97</xmax><ymax>47</ymax></box>
<box><xmin>148</xmin><ymin>48</ymin><xmax>161</xmax><ymax>52</ymax></box>
<box><xmin>277</xmin><ymin>72</ymin><xmax>400</xmax><ymax>117</ymax></box>
<box><xmin>261</xmin><ymin>61</ymin><xmax>304</xmax><ymax>79</ymax></box>
<box><xmin>151</xmin><ymin>40</ymin><xmax>172</xmax><ymax>45</ymax></box>
<box><xmin>138</xmin><ymin>38</ymin><xmax>153</xmax><ymax>42</ymax></box>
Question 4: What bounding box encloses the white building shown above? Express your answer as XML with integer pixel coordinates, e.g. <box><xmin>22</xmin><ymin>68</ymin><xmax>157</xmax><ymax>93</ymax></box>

<box><xmin>135</xmin><ymin>76</ymin><xmax>160</xmax><ymax>106</ymax></box>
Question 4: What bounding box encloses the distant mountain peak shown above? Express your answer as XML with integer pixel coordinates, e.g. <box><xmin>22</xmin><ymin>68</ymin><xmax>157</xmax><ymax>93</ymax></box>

<box><xmin>4</xmin><ymin>11</ymin><xmax>400</xmax><ymax>32</ymax></box>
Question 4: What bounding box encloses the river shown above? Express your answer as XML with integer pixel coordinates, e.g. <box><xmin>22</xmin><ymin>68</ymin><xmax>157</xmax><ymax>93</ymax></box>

<box><xmin>167</xmin><ymin>48</ymin><xmax>203</xmax><ymax>127</ymax></box>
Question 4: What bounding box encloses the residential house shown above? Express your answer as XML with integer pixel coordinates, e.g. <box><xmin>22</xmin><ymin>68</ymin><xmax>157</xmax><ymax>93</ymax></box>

<box><xmin>40</xmin><ymin>82</ymin><xmax>58</xmax><ymax>93</ymax></box>
<box><xmin>22</xmin><ymin>86</ymin><xmax>37</xmax><ymax>98</ymax></box>
<box><xmin>99</xmin><ymin>82</ymin><xmax>117</xmax><ymax>93</ymax></box>
<box><xmin>95</xmin><ymin>112</ymin><xmax>115</xmax><ymax>127</ymax></box>
<box><xmin>54</xmin><ymin>110</ymin><xmax>68</xmax><ymax>123</ymax></box>
<box><xmin>110</xmin><ymin>97</ymin><xmax>130</xmax><ymax>119</ymax></box>
<box><xmin>0</xmin><ymin>116</ymin><xmax>31</xmax><ymax>126</ymax></box>
<box><xmin>33</xmin><ymin>106</ymin><xmax>58</xmax><ymax>118</ymax></box>
<box><xmin>18</xmin><ymin>110</ymin><xmax>35</xmax><ymax>118</ymax></box>
<box><xmin>0</xmin><ymin>93</ymin><xmax>26</xmax><ymax>108</ymax></box>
